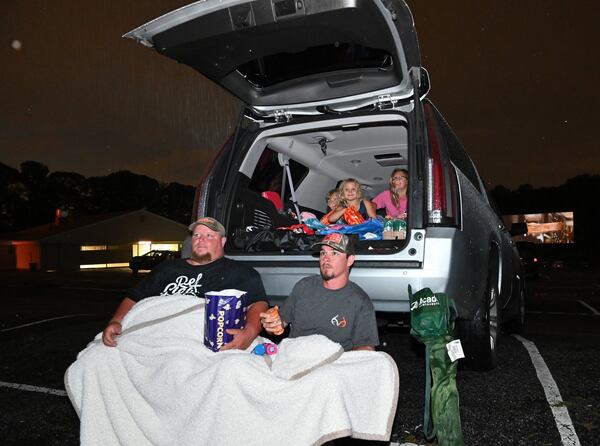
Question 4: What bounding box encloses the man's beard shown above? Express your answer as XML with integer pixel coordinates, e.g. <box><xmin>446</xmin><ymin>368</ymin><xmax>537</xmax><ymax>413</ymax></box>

<box><xmin>191</xmin><ymin>252</ymin><xmax>212</xmax><ymax>265</ymax></box>
<box><xmin>320</xmin><ymin>266</ymin><xmax>334</xmax><ymax>281</ymax></box>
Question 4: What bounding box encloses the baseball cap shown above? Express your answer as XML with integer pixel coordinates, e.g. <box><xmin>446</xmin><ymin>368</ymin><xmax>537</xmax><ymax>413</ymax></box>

<box><xmin>188</xmin><ymin>217</ymin><xmax>226</xmax><ymax>236</ymax></box>
<box><xmin>312</xmin><ymin>233</ymin><xmax>355</xmax><ymax>255</ymax></box>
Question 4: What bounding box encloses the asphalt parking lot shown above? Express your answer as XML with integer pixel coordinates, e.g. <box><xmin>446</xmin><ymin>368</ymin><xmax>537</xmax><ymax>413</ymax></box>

<box><xmin>1</xmin><ymin>265</ymin><xmax>600</xmax><ymax>445</ymax></box>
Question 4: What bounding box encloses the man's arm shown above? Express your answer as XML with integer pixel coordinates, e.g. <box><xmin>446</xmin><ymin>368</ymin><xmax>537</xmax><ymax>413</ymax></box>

<box><xmin>349</xmin><ymin>291</ymin><xmax>380</xmax><ymax>352</ymax></box>
<box><xmin>101</xmin><ymin>297</ymin><xmax>136</xmax><ymax>347</ymax></box>
<box><xmin>222</xmin><ymin>300</ymin><xmax>269</xmax><ymax>351</ymax></box>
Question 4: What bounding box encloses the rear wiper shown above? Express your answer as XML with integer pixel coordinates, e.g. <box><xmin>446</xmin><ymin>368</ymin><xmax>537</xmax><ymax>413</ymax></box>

<box><xmin>315</xmin><ymin>105</ymin><xmax>346</xmax><ymax>115</ymax></box>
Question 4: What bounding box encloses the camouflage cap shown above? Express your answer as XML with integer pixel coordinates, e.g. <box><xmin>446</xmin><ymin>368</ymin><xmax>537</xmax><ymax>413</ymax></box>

<box><xmin>312</xmin><ymin>233</ymin><xmax>355</xmax><ymax>255</ymax></box>
<box><xmin>188</xmin><ymin>217</ymin><xmax>226</xmax><ymax>236</ymax></box>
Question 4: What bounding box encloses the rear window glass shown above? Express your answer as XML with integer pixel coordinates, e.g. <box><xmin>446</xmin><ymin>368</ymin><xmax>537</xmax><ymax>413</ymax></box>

<box><xmin>237</xmin><ymin>43</ymin><xmax>392</xmax><ymax>88</ymax></box>
<box><xmin>249</xmin><ymin>147</ymin><xmax>308</xmax><ymax>201</ymax></box>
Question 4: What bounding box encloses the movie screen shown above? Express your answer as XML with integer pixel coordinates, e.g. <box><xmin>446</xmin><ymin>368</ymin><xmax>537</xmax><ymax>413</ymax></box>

<box><xmin>503</xmin><ymin>211</ymin><xmax>574</xmax><ymax>244</ymax></box>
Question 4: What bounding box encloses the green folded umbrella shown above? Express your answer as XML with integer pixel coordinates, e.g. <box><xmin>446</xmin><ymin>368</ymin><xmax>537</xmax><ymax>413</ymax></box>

<box><xmin>409</xmin><ymin>287</ymin><xmax>464</xmax><ymax>446</ymax></box>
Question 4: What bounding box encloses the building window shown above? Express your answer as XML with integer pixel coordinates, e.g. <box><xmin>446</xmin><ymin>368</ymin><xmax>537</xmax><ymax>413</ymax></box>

<box><xmin>80</xmin><ymin>245</ymin><xmax>107</xmax><ymax>251</ymax></box>
<box><xmin>132</xmin><ymin>242</ymin><xmax>179</xmax><ymax>257</ymax></box>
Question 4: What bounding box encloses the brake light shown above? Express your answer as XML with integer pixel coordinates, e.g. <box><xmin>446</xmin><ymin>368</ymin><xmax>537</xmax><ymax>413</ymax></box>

<box><xmin>425</xmin><ymin>105</ymin><xmax>460</xmax><ymax>226</ymax></box>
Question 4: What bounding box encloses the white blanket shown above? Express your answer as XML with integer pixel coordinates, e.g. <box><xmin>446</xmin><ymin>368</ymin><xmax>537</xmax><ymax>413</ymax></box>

<box><xmin>65</xmin><ymin>294</ymin><xmax>399</xmax><ymax>446</ymax></box>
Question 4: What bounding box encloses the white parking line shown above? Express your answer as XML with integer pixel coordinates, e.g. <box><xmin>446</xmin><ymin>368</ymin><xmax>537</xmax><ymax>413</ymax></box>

<box><xmin>0</xmin><ymin>380</ymin><xmax>67</xmax><ymax>397</ymax></box>
<box><xmin>0</xmin><ymin>314</ymin><xmax>94</xmax><ymax>332</ymax></box>
<box><xmin>577</xmin><ymin>300</ymin><xmax>600</xmax><ymax>315</ymax></box>
<box><xmin>514</xmin><ymin>335</ymin><xmax>581</xmax><ymax>446</ymax></box>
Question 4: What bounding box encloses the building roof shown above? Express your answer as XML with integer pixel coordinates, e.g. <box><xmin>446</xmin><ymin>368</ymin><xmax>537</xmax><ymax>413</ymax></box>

<box><xmin>0</xmin><ymin>209</ymin><xmax>188</xmax><ymax>243</ymax></box>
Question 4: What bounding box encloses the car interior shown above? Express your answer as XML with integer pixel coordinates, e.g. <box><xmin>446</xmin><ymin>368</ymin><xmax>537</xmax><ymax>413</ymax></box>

<box><xmin>227</xmin><ymin>115</ymin><xmax>410</xmax><ymax>253</ymax></box>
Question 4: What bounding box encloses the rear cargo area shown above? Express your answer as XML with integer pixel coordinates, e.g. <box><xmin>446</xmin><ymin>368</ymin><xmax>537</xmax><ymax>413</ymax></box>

<box><xmin>225</xmin><ymin>115</ymin><xmax>411</xmax><ymax>255</ymax></box>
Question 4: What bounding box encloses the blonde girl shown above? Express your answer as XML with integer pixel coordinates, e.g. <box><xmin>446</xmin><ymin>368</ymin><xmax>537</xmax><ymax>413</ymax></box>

<box><xmin>327</xmin><ymin>178</ymin><xmax>376</xmax><ymax>224</ymax></box>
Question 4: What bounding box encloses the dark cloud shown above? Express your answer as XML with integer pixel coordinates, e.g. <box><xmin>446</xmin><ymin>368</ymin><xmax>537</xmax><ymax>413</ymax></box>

<box><xmin>1</xmin><ymin>1</ymin><xmax>239</xmax><ymax>185</ymax></box>
<box><xmin>406</xmin><ymin>0</ymin><xmax>600</xmax><ymax>188</ymax></box>
<box><xmin>1</xmin><ymin>1</ymin><xmax>598</xmax><ymax>188</ymax></box>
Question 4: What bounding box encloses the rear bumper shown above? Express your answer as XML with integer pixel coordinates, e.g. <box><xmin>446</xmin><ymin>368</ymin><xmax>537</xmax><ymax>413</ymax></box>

<box><xmin>230</xmin><ymin>227</ymin><xmax>482</xmax><ymax>315</ymax></box>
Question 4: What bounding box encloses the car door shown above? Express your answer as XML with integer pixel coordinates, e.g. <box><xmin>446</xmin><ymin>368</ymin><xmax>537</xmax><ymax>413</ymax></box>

<box><xmin>124</xmin><ymin>0</ymin><xmax>427</xmax><ymax>118</ymax></box>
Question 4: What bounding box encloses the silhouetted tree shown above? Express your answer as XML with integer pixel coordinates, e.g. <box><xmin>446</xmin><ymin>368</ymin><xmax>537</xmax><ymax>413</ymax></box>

<box><xmin>158</xmin><ymin>182</ymin><xmax>195</xmax><ymax>224</ymax></box>
<box><xmin>0</xmin><ymin>162</ymin><xmax>20</xmax><ymax>186</ymax></box>
<box><xmin>489</xmin><ymin>185</ymin><xmax>512</xmax><ymax>214</ymax></box>
<box><xmin>0</xmin><ymin>162</ymin><xmax>195</xmax><ymax>231</ymax></box>
<box><xmin>0</xmin><ymin>163</ymin><xmax>24</xmax><ymax>231</ymax></box>
<box><xmin>18</xmin><ymin>161</ymin><xmax>55</xmax><ymax>227</ymax></box>
<box><xmin>20</xmin><ymin>161</ymin><xmax>49</xmax><ymax>187</ymax></box>
<box><xmin>47</xmin><ymin>171</ymin><xmax>86</xmax><ymax>212</ymax></box>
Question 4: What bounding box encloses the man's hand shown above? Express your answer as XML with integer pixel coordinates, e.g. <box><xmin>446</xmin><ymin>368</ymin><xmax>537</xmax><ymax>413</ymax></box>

<box><xmin>102</xmin><ymin>321</ymin><xmax>122</xmax><ymax>347</ymax></box>
<box><xmin>101</xmin><ymin>297</ymin><xmax>136</xmax><ymax>347</ymax></box>
<box><xmin>220</xmin><ymin>301</ymin><xmax>268</xmax><ymax>351</ymax></box>
<box><xmin>220</xmin><ymin>327</ymin><xmax>256</xmax><ymax>351</ymax></box>
<box><xmin>259</xmin><ymin>308</ymin><xmax>286</xmax><ymax>334</ymax></box>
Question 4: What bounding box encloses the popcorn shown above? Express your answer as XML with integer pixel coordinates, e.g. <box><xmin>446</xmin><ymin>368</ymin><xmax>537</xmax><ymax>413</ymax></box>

<box><xmin>204</xmin><ymin>289</ymin><xmax>247</xmax><ymax>352</ymax></box>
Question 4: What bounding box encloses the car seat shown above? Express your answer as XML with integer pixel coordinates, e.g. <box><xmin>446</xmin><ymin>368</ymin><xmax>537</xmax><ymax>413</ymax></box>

<box><xmin>242</xmin><ymin>190</ymin><xmax>295</xmax><ymax>228</ymax></box>
<box><xmin>261</xmin><ymin>191</ymin><xmax>283</xmax><ymax>211</ymax></box>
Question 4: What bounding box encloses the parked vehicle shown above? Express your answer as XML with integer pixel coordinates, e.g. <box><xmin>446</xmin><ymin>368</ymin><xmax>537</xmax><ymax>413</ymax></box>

<box><xmin>125</xmin><ymin>0</ymin><xmax>525</xmax><ymax>370</ymax></box>
<box><xmin>516</xmin><ymin>241</ymin><xmax>540</xmax><ymax>279</ymax></box>
<box><xmin>129</xmin><ymin>250</ymin><xmax>180</xmax><ymax>274</ymax></box>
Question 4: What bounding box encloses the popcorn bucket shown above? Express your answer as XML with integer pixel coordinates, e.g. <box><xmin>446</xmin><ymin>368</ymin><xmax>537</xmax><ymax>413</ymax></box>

<box><xmin>204</xmin><ymin>289</ymin><xmax>248</xmax><ymax>352</ymax></box>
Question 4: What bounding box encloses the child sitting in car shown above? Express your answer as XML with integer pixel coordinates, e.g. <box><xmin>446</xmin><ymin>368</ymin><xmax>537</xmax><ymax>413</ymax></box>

<box><xmin>320</xmin><ymin>189</ymin><xmax>343</xmax><ymax>225</ymax></box>
<box><xmin>325</xmin><ymin>178</ymin><xmax>376</xmax><ymax>225</ymax></box>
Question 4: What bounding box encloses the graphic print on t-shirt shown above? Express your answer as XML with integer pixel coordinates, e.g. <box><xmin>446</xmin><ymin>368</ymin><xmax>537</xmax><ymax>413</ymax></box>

<box><xmin>160</xmin><ymin>273</ymin><xmax>203</xmax><ymax>296</ymax></box>
<box><xmin>330</xmin><ymin>314</ymin><xmax>347</xmax><ymax>328</ymax></box>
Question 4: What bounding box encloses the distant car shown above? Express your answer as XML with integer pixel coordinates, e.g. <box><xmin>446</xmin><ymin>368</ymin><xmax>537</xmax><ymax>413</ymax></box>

<box><xmin>516</xmin><ymin>242</ymin><xmax>540</xmax><ymax>279</ymax></box>
<box><xmin>129</xmin><ymin>250</ymin><xmax>180</xmax><ymax>274</ymax></box>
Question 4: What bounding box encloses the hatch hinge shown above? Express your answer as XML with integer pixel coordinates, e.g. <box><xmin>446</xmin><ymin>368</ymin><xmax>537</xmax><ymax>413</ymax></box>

<box><xmin>376</xmin><ymin>94</ymin><xmax>398</xmax><ymax>110</ymax></box>
<box><xmin>273</xmin><ymin>109</ymin><xmax>292</xmax><ymax>123</ymax></box>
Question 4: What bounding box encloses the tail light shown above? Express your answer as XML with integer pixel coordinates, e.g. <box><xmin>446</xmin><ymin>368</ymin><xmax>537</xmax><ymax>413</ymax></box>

<box><xmin>424</xmin><ymin>104</ymin><xmax>460</xmax><ymax>226</ymax></box>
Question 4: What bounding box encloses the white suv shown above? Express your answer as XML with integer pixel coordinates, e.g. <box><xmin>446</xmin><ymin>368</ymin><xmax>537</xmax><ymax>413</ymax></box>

<box><xmin>125</xmin><ymin>0</ymin><xmax>525</xmax><ymax>370</ymax></box>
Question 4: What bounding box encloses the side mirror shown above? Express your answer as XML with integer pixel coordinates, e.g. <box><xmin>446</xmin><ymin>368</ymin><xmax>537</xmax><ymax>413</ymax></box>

<box><xmin>509</xmin><ymin>222</ymin><xmax>528</xmax><ymax>237</ymax></box>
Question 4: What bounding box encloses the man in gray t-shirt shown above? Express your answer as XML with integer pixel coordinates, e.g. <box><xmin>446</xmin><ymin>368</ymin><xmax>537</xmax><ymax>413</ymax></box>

<box><xmin>261</xmin><ymin>233</ymin><xmax>379</xmax><ymax>351</ymax></box>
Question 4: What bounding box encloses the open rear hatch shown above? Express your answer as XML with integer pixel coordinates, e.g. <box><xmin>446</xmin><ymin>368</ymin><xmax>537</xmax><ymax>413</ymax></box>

<box><xmin>124</xmin><ymin>0</ymin><xmax>425</xmax><ymax>117</ymax></box>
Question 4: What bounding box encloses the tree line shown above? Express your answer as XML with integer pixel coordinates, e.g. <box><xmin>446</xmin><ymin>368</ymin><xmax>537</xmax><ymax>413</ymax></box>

<box><xmin>0</xmin><ymin>161</ymin><xmax>195</xmax><ymax>232</ymax></box>
<box><xmin>2</xmin><ymin>160</ymin><xmax>599</xmax><ymax>243</ymax></box>
<box><xmin>490</xmin><ymin>175</ymin><xmax>600</xmax><ymax>216</ymax></box>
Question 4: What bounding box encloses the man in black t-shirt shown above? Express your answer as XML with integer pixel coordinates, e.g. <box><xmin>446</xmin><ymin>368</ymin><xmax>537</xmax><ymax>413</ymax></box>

<box><xmin>260</xmin><ymin>233</ymin><xmax>379</xmax><ymax>351</ymax></box>
<box><xmin>102</xmin><ymin>217</ymin><xmax>268</xmax><ymax>351</ymax></box>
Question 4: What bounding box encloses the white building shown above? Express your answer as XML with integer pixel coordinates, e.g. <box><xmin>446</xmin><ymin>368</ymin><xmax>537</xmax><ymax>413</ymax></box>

<box><xmin>0</xmin><ymin>209</ymin><xmax>188</xmax><ymax>271</ymax></box>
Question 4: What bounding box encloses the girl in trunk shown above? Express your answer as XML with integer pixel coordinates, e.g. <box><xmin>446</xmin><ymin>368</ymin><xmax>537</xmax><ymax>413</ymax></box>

<box><xmin>326</xmin><ymin>178</ymin><xmax>376</xmax><ymax>224</ymax></box>
<box><xmin>372</xmin><ymin>168</ymin><xmax>409</xmax><ymax>219</ymax></box>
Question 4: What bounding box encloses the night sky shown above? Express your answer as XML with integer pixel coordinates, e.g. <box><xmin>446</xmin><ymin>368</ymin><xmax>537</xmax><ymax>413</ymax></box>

<box><xmin>2</xmin><ymin>0</ymin><xmax>598</xmax><ymax>188</ymax></box>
